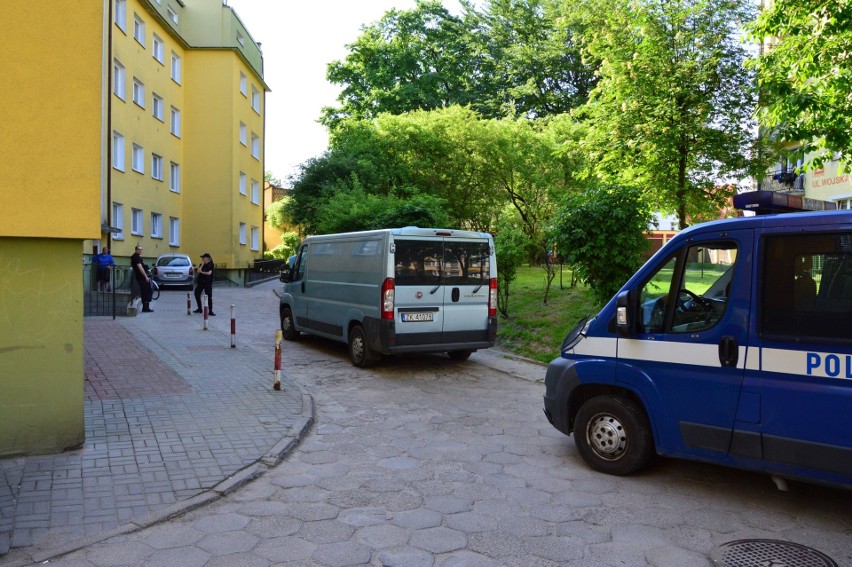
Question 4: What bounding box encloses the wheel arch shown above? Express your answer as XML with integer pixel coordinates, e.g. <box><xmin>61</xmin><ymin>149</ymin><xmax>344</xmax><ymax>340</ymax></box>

<box><xmin>568</xmin><ymin>384</ymin><xmax>654</xmax><ymax>445</ymax></box>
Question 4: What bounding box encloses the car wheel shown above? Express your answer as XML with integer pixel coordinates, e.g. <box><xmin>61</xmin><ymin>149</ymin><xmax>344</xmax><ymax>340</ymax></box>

<box><xmin>573</xmin><ymin>395</ymin><xmax>653</xmax><ymax>476</ymax></box>
<box><xmin>280</xmin><ymin>306</ymin><xmax>299</xmax><ymax>340</ymax></box>
<box><xmin>348</xmin><ymin>325</ymin><xmax>376</xmax><ymax>368</ymax></box>
<box><xmin>447</xmin><ymin>350</ymin><xmax>472</xmax><ymax>361</ymax></box>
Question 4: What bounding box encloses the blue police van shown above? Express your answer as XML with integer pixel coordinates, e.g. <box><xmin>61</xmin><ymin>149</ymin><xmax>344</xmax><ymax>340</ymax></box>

<box><xmin>543</xmin><ymin>205</ymin><xmax>852</xmax><ymax>489</ymax></box>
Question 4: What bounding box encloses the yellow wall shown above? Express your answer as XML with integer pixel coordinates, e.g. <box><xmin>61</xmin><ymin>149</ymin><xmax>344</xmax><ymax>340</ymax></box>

<box><xmin>0</xmin><ymin>239</ymin><xmax>86</xmax><ymax>456</ymax></box>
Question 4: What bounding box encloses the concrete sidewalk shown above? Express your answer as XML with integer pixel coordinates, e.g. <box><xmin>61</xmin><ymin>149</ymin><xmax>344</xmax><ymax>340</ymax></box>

<box><xmin>0</xmin><ymin>281</ymin><xmax>313</xmax><ymax>562</ymax></box>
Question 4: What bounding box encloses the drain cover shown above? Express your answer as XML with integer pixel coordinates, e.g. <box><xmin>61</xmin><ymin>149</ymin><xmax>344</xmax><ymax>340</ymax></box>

<box><xmin>711</xmin><ymin>539</ymin><xmax>837</xmax><ymax>567</ymax></box>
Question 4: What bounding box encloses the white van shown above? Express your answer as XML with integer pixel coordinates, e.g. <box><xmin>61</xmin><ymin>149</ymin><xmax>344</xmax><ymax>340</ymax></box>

<box><xmin>279</xmin><ymin>227</ymin><xmax>498</xmax><ymax>366</ymax></box>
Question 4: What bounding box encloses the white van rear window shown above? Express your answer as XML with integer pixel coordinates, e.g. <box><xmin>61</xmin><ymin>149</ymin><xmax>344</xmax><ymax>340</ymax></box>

<box><xmin>394</xmin><ymin>240</ymin><xmax>490</xmax><ymax>286</ymax></box>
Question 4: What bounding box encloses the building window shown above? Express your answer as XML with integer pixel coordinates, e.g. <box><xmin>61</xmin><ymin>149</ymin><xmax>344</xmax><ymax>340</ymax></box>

<box><xmin>236</xmin><ymin>30</ymin><xmax>244</xmax><ymax>46</ymax></box>
<box><xmin>250</xmin><ymin>179</ymin><xmax>260</xmax><ymax>204</ymax></box>
<box><xmin>114</xmin><ymin>0</ymin><xmax>126</xmax><ymax>32</ymax></box>
<box><xmin>133</xmin><ymin>14</ymin><xmax>145</xmax><ymax>46</ymax></box>
<box><xmin>151</xmin><ymin>213</ymin><xmax>163</xmax><ymax>239</ymax></box>
<box><xmin>170</xmin><ymin>52</ymin><xmax>181</xmax><ymax>84</ymax></box>
<box><xmin>112</xmin><ymin>202</ymin><xmax>124</xmax><ymax>240</ymax></box>
<box><xmin>251</xmin><ymin>133</ymin><xmax>260</xmax><ymax>159</ymax></box>
<box><xmin>251</xmin><ymin>85</ymin><xmax>261</xmax><ymax>113</ymax></box>
<box><xmin>167</xmin><ymin>7</ymin><xmax>178</xmax><ymax>24</ymax></box>
<box><xmin>240</xmin><ymin>72</ymin><xmax>247</xmax><ymax>96</ymax></box>
<box><xmin>239</xmin><ymin>222</ymin><xmax>247</xmax><ymax>245</ymax></box>
<box><xmin>169</xmin><ymin>217</ymin><xmax>180</xmax><ymax>246</ymax></box>
<box><xmin>239</xmin><ymin>172</ymin><xmax>247</xmax><ymax>195</ymax></box>
<box><xmin>250</xmin><ymin>227</ymin><xmax>259</xmax><ymax>251</ymax></box>
<box><xmin>132</xmin><ymin>143</ymin><xmax>144</xmax><ymax>173</ymax></box>
<box><xmin>239</xmin><ymin>122</ymin><xmax>247</xmax><ymax>145</ymax></box>
<box><xmin>112</xmin><ymin>131</ymin><xmax>125</xmax><ymax>171</ymax></box>
<box><xmin>835</xmin><ymin>198</ymin><xmax>852</xmax><ymax>210</ymax></box>
<box><xmin>170</xmin><ymin>162</ymin><xmax>180</xmax><ymax>192</ymax></box>
<box><xmin>152</xmin><ymin>34</ymin><xmax>164</xmax><ymax>64</ymax></box>
<box><xmin>113</xmin><ymin>59</ymin><xmax>126</xmax><ymax>100</ymax></box>
<box><xmin>170</xmin><ymin>107</ymin><xmax>181</xmax><ymax>137</ymax></box>
<box><xmin>132</xmin><ymin>78</ymin><xmax>145</xmax><ymax>107</ymax></box>
<box><xmin>152</xmin><ymin>93</ymin><xmax>164</xmax><ymax>121</ymax></box>
<box><xmin>152</xmin><ymin>154</ymin><xmax>163</xmax><ymax>180</ymax></box>
<box><xmin>131</xmin><ymin>208</ymin><xmax>143</xmax><ymax>236</ymax></box>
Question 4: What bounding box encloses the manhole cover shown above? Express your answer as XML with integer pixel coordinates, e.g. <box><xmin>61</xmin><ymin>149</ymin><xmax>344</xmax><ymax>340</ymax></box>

<box><xmin>711</xmin><ymin>539</ymin><xmax>837</xmax><ymax>567</ymax></box>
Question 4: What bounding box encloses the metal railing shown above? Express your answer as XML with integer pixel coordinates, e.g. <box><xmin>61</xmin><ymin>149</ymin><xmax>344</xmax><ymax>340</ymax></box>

<box><xmin>83</xmin><ymin>264</ymin><xmax>137</xmax><ymax>317</ymax></box>
<box><xmin>247</xmin><ymin>259</ymin><xmax>287</xmax><ymax>284</ymax></box>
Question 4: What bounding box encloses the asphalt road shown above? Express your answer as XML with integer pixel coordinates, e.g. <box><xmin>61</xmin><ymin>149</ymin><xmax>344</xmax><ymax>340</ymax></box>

<box><xmin>26</xmin><ymin>286</ymin><xmax>852</xmax><ymax>566</ymax></box>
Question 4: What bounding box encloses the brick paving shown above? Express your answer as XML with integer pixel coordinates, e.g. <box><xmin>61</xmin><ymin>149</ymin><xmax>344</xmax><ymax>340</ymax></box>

<box><xmin>0</xmin><ymin>282</ymin><xmax>311</xmax><ymax>559</ymax></box>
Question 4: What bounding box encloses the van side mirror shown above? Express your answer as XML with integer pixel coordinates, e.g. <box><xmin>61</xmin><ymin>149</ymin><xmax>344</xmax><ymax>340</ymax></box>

<box><xmin>615</xmin><ymin>290</ymin><xmax>635</xmax><ymax>337</ymax></box>
<box><xmin>279</xmin><ymin>267</ymin><xmax>292</xmax><ymax>283</ymax></box>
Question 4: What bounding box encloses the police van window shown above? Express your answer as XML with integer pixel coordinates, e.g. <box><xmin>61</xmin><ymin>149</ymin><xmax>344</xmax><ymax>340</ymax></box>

<box><xmin>638</xmin><ymin>242</ymin><xmax>738</xmax><ymax>334</ymax></box>
<box><xmin>761</xmin><ymin>233</ymin><xmax>852</xmax><ymax>342</ymax></box>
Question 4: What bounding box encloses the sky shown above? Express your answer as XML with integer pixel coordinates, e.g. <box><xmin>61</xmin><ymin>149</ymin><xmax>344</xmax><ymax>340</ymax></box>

<box><xmin>225</xmin><ymin>0</ymin><xmax>461</xmax><ymax>184</ymax></box>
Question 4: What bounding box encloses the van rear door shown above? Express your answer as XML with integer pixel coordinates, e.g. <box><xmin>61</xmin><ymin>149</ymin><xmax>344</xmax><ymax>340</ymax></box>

<box><xmin>440</xmin><ymin>239</ymin><xmax>492</xmax><ymax>344</ymax></box>
<box><xmin>393</xmin><ymin>238</ymin><xmax>445</xmax><ymax>343</ymax></box>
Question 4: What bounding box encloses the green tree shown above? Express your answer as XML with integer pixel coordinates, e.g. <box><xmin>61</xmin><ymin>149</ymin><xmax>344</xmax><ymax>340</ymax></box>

<box><xmin>493</xmin><ymin>217</ymin><xmax>530</xmax><ymax>317</ymax></box>
<box><xmin>265</xmin><ymin>198</ymin><xmax>291</xmax><ymax>232</ymax></box>
<box><xmin>569</xmin><ymin>0</ymin><xmax>761</xmax><ymax>228</ymax></box>
<box><xmin>746</xmin><ymin>0</ymin><xmax>852</xmax><ymax>168</ymax></box>
<box><xmin>550</xmin><ymin>185</ymin><xmax>651</xmax><ymax>303</ymax></box>
<box><xmin>265</xmin><ymin>232</ymin><xmax>301</xmax><ymax>260</ymax></box>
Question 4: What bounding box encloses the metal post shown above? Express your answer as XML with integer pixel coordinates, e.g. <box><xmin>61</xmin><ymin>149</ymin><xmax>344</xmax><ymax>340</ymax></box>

<box><xmin>202</xmin><ymin>293</ymin><xmax>209</xmax><ymax>331</ymax></box>
<box><xmin>187</xmin><ymin>292</ymin><xmax>191</xmax><ymax>315</ymax></box>
<box><xmin>273</xmin><ymin>329</ymin><xmax>282</xmax><ymax>390</ymax></box>
<box><xmin>230</xmin><ymin>304</ymin><xmax>236</xmax><ymax>348</ymax></box>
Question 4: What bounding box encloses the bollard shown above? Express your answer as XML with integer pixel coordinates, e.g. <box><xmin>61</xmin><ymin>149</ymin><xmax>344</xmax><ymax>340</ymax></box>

<box><xmin>273</xmin><ymin>329</ymin><xmax>282</xmax><ymax>390</ymax></box>
<box><xmin>230</xmin><ymin>304</ymin><xmax>236</xmax><ymax>348</ymax></box>
<box><xmin>186</xmin><ymin>292</ymin><xmax>191</xmax><ymax>315</ymax></box>
<box><xmin>202</xmin><ymin>292</ymin><xmax>209</xmax><ymax>331</ymax></box>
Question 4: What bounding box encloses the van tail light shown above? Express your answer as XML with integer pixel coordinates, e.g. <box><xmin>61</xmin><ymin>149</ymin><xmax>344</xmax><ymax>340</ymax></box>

<box><xmin>381</xmin><ymin>278</ymin><xmax>395</xmax><ymax>320</ymax></box>
<box><xmin>488</xmin><ymin>278</ymin><xmax>497</xmax><ymax>317</ymax></box>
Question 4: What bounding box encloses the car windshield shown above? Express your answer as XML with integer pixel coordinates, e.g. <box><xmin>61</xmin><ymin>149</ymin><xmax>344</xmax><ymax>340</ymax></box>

<box><xmin>157</xmin><ymin>257</ymin><xmax>189</xmax><ymax>267</ymax></box>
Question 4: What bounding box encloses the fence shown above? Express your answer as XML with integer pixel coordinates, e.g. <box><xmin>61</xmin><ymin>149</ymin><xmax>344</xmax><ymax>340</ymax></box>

<box><xmin>247</xmin><ymin>258</ymin><xmax>287</xmax><ymax>285</ymax></box>
<box><xmin>83</xmin><ymin>263</ymin><xmax>137</xmax><ymax>317</ymax></box>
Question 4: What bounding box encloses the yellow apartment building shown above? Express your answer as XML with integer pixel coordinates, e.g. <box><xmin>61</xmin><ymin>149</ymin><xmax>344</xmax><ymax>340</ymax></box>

<box><xmin>0</xmin><ymin>0</ymin><xmax>268</xmax><ymax>457</ymax></box>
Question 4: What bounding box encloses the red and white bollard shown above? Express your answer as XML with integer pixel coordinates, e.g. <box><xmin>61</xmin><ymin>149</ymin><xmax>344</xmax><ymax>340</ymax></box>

<box><xmin>273</xmin><ymin>329</ymin><xmax>282</xmax><ymax>390</ymax></box>
<box><xmin>230</xmin><ymin>304</ymin><xmax>236</xmax><ymax>348</ymax></box>
<box><xmin>186</xmin><ymin>293</ymin><xmax>191</xmax><ymax>316</ymax></box>
<box><xmin>202</xmin><ymin>292</ymin><xmax>209</xmax><ymax>331</ymax></box>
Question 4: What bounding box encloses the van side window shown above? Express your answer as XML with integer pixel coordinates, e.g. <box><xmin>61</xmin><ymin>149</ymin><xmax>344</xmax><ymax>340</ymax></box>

<box><xmin>761</xmin><ymin>233</ymin><xmax>852</xmax><ymax>342</ymax></box>
<box><xmin>638</xmin><ymin>242</ymin><xmax>738</xmax><ymax>334</ymax></box>
<box><xmin>294</xmin><ymin>247</ymin><xmax>307</xmax><ymax>281</ymax></box>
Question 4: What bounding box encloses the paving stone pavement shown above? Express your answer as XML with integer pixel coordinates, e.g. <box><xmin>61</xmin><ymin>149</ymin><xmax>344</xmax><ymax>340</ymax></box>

<box><xmin>3</xmin><ymin>280</ymin><xmax>852</xmax><ymax>566</ymax></box>
<box><xmin>0</xmin><ymin>280</ymin><xmax>312</xmax><ymax>562</ymax></box>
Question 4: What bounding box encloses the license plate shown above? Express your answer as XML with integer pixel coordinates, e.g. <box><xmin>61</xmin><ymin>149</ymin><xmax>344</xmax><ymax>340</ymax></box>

<box><xmin>401</xmin><ymin>312</ymin><xmax>433</xmax><ymax>322</ymax></box>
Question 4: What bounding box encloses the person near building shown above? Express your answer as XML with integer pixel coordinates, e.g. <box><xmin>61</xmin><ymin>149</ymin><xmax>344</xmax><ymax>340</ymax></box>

<box><xmin>131</xmin><ymin>245</ymin><xmax>154</xmax><ymax>313</ymax></box>
<box><xmin>95</xmin><ymin>247</ymin><xmax>115</xmax><ymax>291</ymax></box>
<box><xmin>194</xmin><ymin>253</ymin><xmax>215</xmax><ymax>315</ymax></box>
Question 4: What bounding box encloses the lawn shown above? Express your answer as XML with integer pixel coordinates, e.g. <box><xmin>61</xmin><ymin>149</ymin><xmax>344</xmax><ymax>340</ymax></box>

<box><xmin>495</xmin><ymin>265</ymin><xmax>603</xmax><ymax>364</ymax></box>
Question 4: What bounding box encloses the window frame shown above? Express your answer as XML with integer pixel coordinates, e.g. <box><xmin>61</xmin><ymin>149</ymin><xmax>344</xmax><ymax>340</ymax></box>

<box><xmin>114</xmin><ymin>0</ymin><xmax>127</xmax><ymax>32</ymax></box>
<box><xmin>250</xmin><ymin>132</ymin><xmax>260</xmax><ymax>159</ymax></box>
<box><xmin>133</xmin><ymin>14</ymin><xmax>145</xmax><ymax>46</ymax></box>
<box><xmin>239</xmin><ymin>222</ymin><xmax>247</xmax><ymax>245</ymax></box>
<box><xmin>131</xmin><ymin>208</ymin><xmax>143</xmax><ymax>236</ymax></box>
<box><xmin>152</xmin><ymin>34</ymin><xmax>165</xmax><ymax>64</ymax></box>
<box><xmin>112</xmin><ymin>131</ymin><xmax>125</xmax><ymax>171</ymax></box>
<box><xmin>170</xmin><ymin>106</ymin><xmax>181</xmax><ymax>137</ymax></box>
<box><xmin>250</xmin><ymin>179</ymin><xmax>260</xmax><ymax>205</ymax></box>
<box><xmin>113</xmin><ymin>59</ymin><xmax>126</xmax><ymax>100</ymax></box>
<box><xmin>251</xmin><ymin>85</ymin><xmax>261</xmax><ymax>113</ymax></box>
<box><xmin>169</xmin><ymin>162</ymin><xmax>180</xmax><ymax>193</ymax></box>
<box><xmin>152</xmin><ymin>93</ymin><xmax>164</xmax><ymax>121</ymax></box>
<box><xmin>250</xmin><ymin>226</ymin><xmax>260</xmax><ymax>251</ymax></box>
<box><xmin>239</xmin><ymin>172</ymin><xmax>247</xmax><ymax>195</ymax></box>
<box><xmin>131</xmin><ymin>143</ymin><xmax>144</xmax><ymax>173</ymax></box>
<box><xmin>170</xmin><ymin>51</ymin><xmax>181</xmax><ymax>84</ymax></box>
<box><xmin>112</xmin><ymin>202</ymin><xmax>125</xmax><ymax>240</ymax></box>
<box><xmin>151</xmin><ymin>212</ymin><xmax>163</xmax><ymax>239</ymax></box>
<box><xmin>132</xmin><ymin>77</ymin><xmax>145</xmax><ymax>108</ymax></box>
<box><xmin>152</xmin><ymin>154</ymin><xmax>164</xmax><ymax>181</ymax></box>
<box><xmin>169</xmin><ymin>217</ymin><xmax>180</xmax><ymax>246</ymax></box>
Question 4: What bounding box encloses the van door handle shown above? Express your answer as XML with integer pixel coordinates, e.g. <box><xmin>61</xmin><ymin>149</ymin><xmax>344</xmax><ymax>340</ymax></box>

<box><xmin>301</xmin><ymin>281</ymin><xmax>305</xmax><ymax>293</ymax></box>
<box><xmin>452</xmin><ymin>288</ymin><xmax>460</xmax><ymax>302</ymax></box>
<box><xmin>719</xmin><ymin>336</ymin><xmax>738</xmax><ymax>367</ymax></box>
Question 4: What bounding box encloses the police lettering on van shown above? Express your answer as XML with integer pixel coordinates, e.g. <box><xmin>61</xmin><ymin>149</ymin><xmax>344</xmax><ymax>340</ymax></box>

<box><xmin>543</xmin><ymin>207</ymin><xmax>852</xmax><ymax>489</ymax></box>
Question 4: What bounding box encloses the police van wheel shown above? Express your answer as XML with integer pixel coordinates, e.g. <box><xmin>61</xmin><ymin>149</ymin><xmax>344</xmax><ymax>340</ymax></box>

<box><xmin>348</xmin><ymin>325</ymin><xmax>376</xmax><ymax>368</ymax></box>
<box><xmin>574</xmin><ymin>395</ymin><xmax>653</xmax><ymax>476</ymax></box>
<box><xmin>280</xmin><ymin>306</ymin><xmax>300</xmax><ymax>340</ymax></box>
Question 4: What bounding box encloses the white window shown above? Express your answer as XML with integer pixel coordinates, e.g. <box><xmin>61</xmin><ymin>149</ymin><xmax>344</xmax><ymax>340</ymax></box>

<box><xmin>167</xmin><ymin>7</ymin><xmax>178</xmax><ymax>24</ymax></box>
<box><xmin>250</xmin><ymin>179</ymin><xmax>260</xmax><ymax>204</ymax></box>
<box><xmin>239</xmin><ymin>122</ymin><xmax>247</xmax><ymax>145</ymax></box>
<box><xmin>131</xmin><ymin>208</ymin><xmax>143</xmax><ymax>235</ymax></box>
<box><xmin>112</xmin><ymin>203</ymin><xmax>124</xmax><ymax>240</ymax></box>
<box><xmin>170</xmin><ymin>107</ymin><xmax>181</xmax><ymax>137</ymax></box>
<box><xmin>132</xmin><ymin>143</ymin><xmax>144</xmax><ymax>173</ymax></box>
<box><xmin>236</xmin><ymin>30</ymin><xmax>244</xmax><ymax>46</ymax></box>
<box><xmin>152</xmin><ymin>154</ymin><xmax>163</xmax><ymax>180</ymax></box>
<box><xmin>152</xmin><ymin>34</ymin><xmax>164</xmax><ymax>64</ymax></box>
<box><xmin>132</xmin><ymin>78</ymin><xmax>145</xmax><ymax>107</ymax></box>
<box><xmin>239</xmin><ymin>222</ymin><xmax>247</xmax><ymax>245</ymax></box>
<box><xmin>133</xmin><ymin>14</ymin><xmax>145</xmax><ymax>46</ymax></box>
<box><xmin>151</xmin><ymin>212</ymin><xmax>163</xmax><ymax>239</ymax></box>
<box><xmin>835</xmin><ymin>198</ymin><xmax>852</xmax><ymax>210</ymax></box>
<box><xmin>169</xmin><ymin>217</ymin><xmax>180</xmax><ymax>246</ymax></box>
<box><xmin>251</xmin><ymin>85</ymin><xmax>261</xmax><ymax>113</ymax></box>
<box><xmin>250</xmin><ymin>227</ymin><xmax>260</xmax><ymax>251</ymax></box>
<box><xmin>170</xmin><ymin>162</ymin><xmax>180</xmax><ymax>192</ymax></box>
<box><xmin>250</xmin><ymin>132</ymin><xmax>260</xmax><ymax>159</ymax></box>
<box><xmin>152</xmin><ymin>93</ymin><xmax>164</xmax><ymax>121</ymax></box>
<box><xmin>239</xmin><ymin>72</ymin><xmax>247</xmax><ymax>96</ymax></box>
<box><xmin>112</xmin><ymin>131</ymin><xmax>125</xmax><ymax>171</ymax></box>
<box><xmin>170</xmin><ymin>52</ymin><xmax>181</xmax><ymax>84</ymax></box>
<box><xmin>113</xmin><ymin>59</ymin><xmax>126</xmax><ymax>100</ymax></box>
<box><xmin>114</xmin><ymin>0</ymin><xmax>126</xmax><ymax>32</ymax></box>
<box><xmin>239</xmin><ymin>172</ymin><xmax>247</xmax><ymax>195</ymax></box>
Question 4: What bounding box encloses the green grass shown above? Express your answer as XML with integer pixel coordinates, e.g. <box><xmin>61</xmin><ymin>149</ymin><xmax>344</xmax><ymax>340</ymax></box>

<box><xmin>495</xmin><ymin>265</ymin><xmax>602</xmax><ymax>363</ymax></box>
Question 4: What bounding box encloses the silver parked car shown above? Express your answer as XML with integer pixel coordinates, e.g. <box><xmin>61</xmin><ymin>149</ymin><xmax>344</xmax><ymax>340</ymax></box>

<box><xmin>151</xmin><ymin>254</ymin><xmax>194</xmax><ymax>289</ymax></box>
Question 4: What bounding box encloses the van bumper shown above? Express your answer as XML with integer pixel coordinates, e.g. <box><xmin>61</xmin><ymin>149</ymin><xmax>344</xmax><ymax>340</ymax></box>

<box><xmin>369</xmin><ymin>317</ymin><xmax>497</xmax><ymax>355</ymax></box>
<box><xmin>543</xmin><ymin>356</ymin><xmax>580</xmax><ymax>436</ymax></box>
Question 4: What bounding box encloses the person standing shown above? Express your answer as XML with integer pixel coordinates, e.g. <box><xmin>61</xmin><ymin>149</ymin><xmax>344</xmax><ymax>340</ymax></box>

<box><xmin>194</xmin><ymin>253</ymin><xmax>215</xmax><ymax>315</ymax></box>
<box><xmin>131</xmin><ymin>245</ymin><xmax>154</xmax><ymax>313</ymax></box>
<box><xmin>95</xmin><ymin>247</ymin><xmax>115</xmax><ymax>291</ymax></box>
